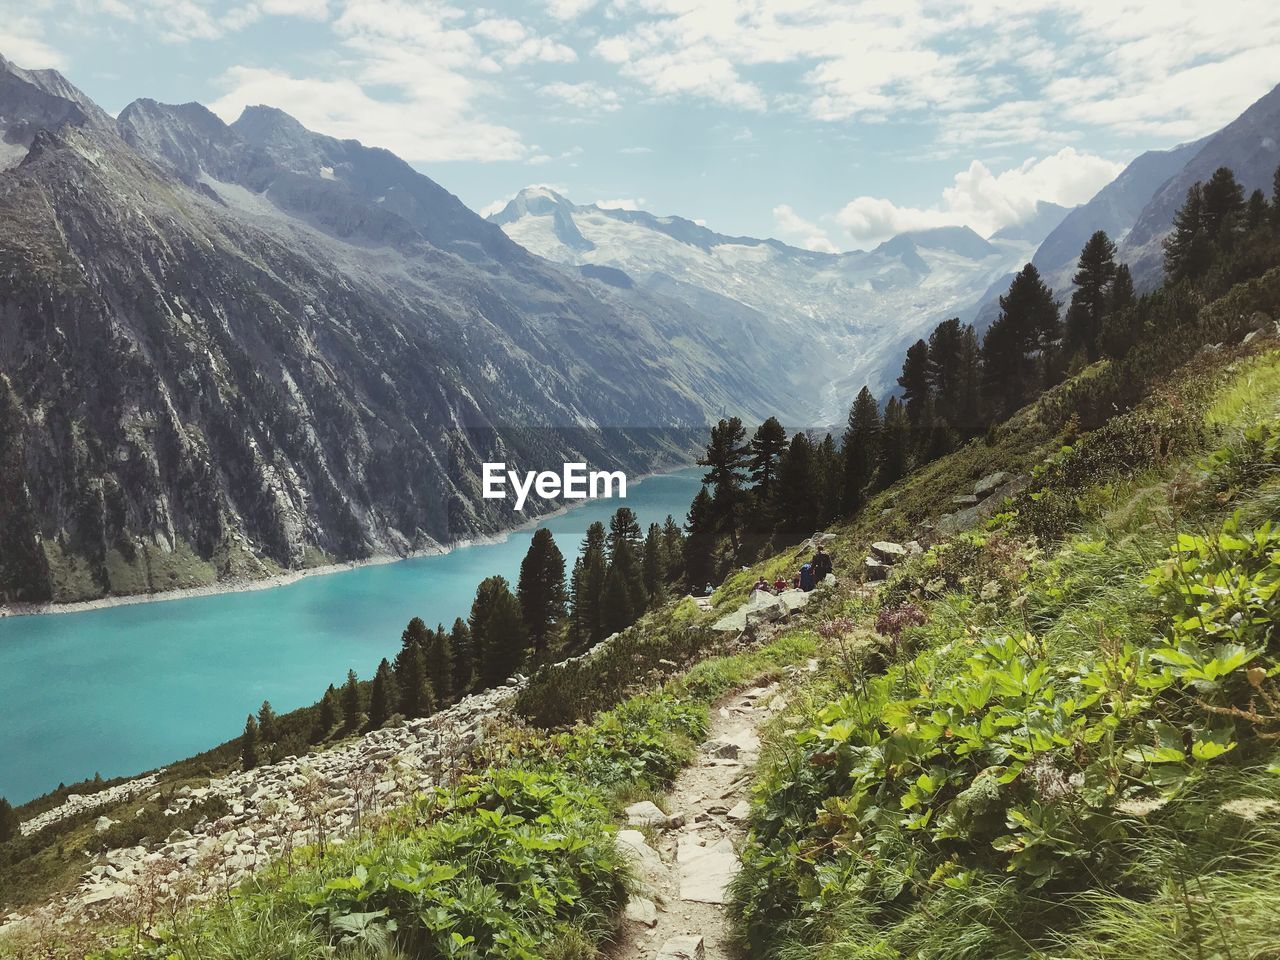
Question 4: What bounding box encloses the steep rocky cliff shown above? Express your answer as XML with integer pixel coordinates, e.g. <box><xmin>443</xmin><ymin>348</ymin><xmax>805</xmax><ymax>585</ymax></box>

<box><xmin>0</xmin><ymin>56</ymin><xmax>781</xmax><ymax>604</ymax></box>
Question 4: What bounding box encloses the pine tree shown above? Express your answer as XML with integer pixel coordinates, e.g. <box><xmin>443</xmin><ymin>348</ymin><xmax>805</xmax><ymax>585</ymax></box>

<box><xmin>816</xmin><ymin>433</ymin><xmax>841</xmax><ymax>527</ymax></box>
<box><xmin>982</xmin><ymin>263</ymin><xmax>1059</xmax><ymax>417</ymax></box>
<box><xmin>1272</xmin><ymin>163</ymin><xmax>1280</xmax><ymax>226</ymax></box>
<box><xmin>341</xmin><ymin>669</ymin><xmax>362</xmax><ymax>729</ymax></box>
<box><xmin>1100</xmin><ymin>263</ymin><xmax>1139</xmax><ymax>359</ymax></box>
<box><xmin>878</xmin><ymin>396</ymin><xmax>910</xmax><ymax>488</ymax></box>
<box><xmin>774</xmin><ymin>434</ymin><xmax>817</xmax><ymax>537</ymax></box>
<box><xmin>1201</xmin><ymin>166</ymin><xmax>1245</xmax><ymax>243</ymax></box>
<box><xmin>897</xmin><ymin>339</ymin><xmax>931</xmax><ymax>425</ymax></box>
<box><xmin>1065</xmin><ymin>230</ymin><xmax>1117</xmax><ymax>362</ymax></box>
<box><xmin>256</xmin><ymin>700</ymin><xmax>278</xmax><ymax>745</ymax></box>
<box><xmin>0</xmin><ymin>796</ymin><xmax>16</xmax><ymax>843</ymax></box>
<box><xmin>661</xmin><ymin>515</ymin><xmax>684</xmax><ymax>580</ymax></box>
<box><xmin>517</xmin><ymin>528</ymin><xmax>567</xmax><ymax>656</ymax></box>
<box><xmin>1246</xmin><ymin>188</ymin><xmax>1268</xmax><ymax>230</ymax></box>
<box><xmin>241</xmin><ymin>714</ymin><xmax>259</xmax><ymax>771</ymax></box>
<box><xmin>926</xmin><ymin>318</ymin><xmax>966</xmax><ymax>414</ymax></box>
<box><xmin>841</xmin><ymin>386</ymin><xmax>880</xmax><ymax>513</ymax></box>
<box><xmin>642</xmin><ymin>522</ymin><xmax>665</xmax><ymax>603</ymax></box>
<box><xmin>748</xmin><ymin>417</ymin><xmax>787</xmax><ymax>500</ymax></box>
<box><xmin>426</xmin><ymin>624</ymin><xmax>453</xmax><ymax>705</ymax></box>
<box><xmin>600</xmin><ymin>564</ymin><xmax>637</xmax><ymax>636</ymax></box>
<box><xmin>396</xmin><ymin>642</ymin><xmax>427</xmax><ymax>717</ymax></box>
<box><xmin>606</xmin><ymin>507</ymin><xmax>647</xmax><ymax>621</ymax></box>
<box><xmin>471</xmin><ymin>576</ymin><xmax>527</xmax><ymax>687</ymax></box>
<box><xmin>316</xmin><ymin>684</ymin><xmax>340</xmax><ymax>738</ymax></box>
<box><xmin>697</xmin><ymin>418</ymin><xmax>750</xmax><ymax>555</ymax></box>
<box><xmin>1164</xmin><ymin>182</ymin><xmax>1212</xmax><ymax>283</ymax></box>
<box><xmin>369</xmin><ymin>657</ymin><xmax>396</xmax><ymax>727</ymax></box>
<box><xmin>568</xmin><ymin>522</ymin><xmax>608</xmax><ymax>645</ymax></box>
<box><xmin>606</xmin><ymin>507</ymin><xmax>643</xmax><ymax>563</ymax></box>
<box><xmin>955</xmin><ymin>323</ymin><xmax>984</xmax><ymax>434</ymax></box>
<box><xmin>449</xmin><ymin>618</ymin><xmax>473</xmax><ymax>695</ymax></box>
<box><xmin>683</xmin><ymin>486</ymin><xmax>718</xmax><ymax>587</ymax></box>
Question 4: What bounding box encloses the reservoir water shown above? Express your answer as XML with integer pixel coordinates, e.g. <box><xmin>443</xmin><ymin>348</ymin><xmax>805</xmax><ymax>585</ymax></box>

<box><xmin>0</xmin><ymin>467</ymin><xmax>702</xmax><ymax>805</ymax></box>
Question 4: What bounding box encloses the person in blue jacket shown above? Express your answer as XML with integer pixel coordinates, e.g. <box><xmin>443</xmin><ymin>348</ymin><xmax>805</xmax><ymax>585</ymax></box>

<box><xmin>798</xmin><ymin>562</ymin><xmax>816</xmax><ymax>591</ymax></box>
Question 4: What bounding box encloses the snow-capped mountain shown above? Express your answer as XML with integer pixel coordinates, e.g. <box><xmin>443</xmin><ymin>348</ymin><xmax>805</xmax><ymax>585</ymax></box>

<box><xmin>490</xmin><ymin>188</ymin><xmax>1069</xmax><ymax>420</ymax></box>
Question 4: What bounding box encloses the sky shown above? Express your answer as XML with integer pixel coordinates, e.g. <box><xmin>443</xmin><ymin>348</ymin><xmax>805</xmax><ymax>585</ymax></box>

<box><xmin>3</xmin><ymin>0</ymin><xmax>1280</xmax><ymax>250</ymax></box>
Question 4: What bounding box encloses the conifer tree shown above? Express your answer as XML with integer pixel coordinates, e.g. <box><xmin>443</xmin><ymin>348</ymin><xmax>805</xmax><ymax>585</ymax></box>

<box><xmin>569</xmin><ymin>522</ymin><xmax>608</xmax><ymax>645</ymax></box>
<box><xmin>341</xmin><ymin>669</ymin><xmax>362</xmax><ymax>729</ymax></box>
<box><xmin>601</xmin><ymin>564</ymin><xmax>637</xmax><ymax>636</ymax></box>
<box><xmin>472</xmin><ymin>577</ymin><xmax>527</xmax><ymax>687</ymax></box>
<box><xmin>683</xmin><ymin>486</ymin><xmax>718</xmax><ymax>587</ymax></box>
<box><xmin>661</xmin><ymin>515</ymin><xmax>684</xmax><ymax>580</ymax></box>
<box><xmin>1246</xmin><ymin>188</ymin><xmax>1268</xmax><ymax>230</ymax></box>
<box><xmin>606</xmin><ymin>507</ymin><xmax>647</xmax><ymax>620</ymax></box>
<box><xmin>369</xmin><ymin>657</ymin><xmax>396</xmax><ymax>727</ymax></box>
<box><xmin>316</xmin><ymin>684</ymin><xmax>340</xmax><ymax>737</ymax></box>
<box><xmin>1164</xmin><ymin>182</ymin><xmax>1212</xmax><ymax>283</ymax></box>
<box><xmin>774</xmin><ymin>434</ymin><xmax>817</xmax><ymax>536</ymax></box>
<box><xmin>1202</xmin><ymin>166</ymin><xmax>1245</xmax><ymax>243</ymax></box>
<box><xmin>0</xmin><ymin>796</ymin><xmax>16</xmax><ymax>843</ymax></box>
<box><xmin>955</xmin><ymin>323</ymin><xmax>984</xmax><ymax>434</ymax></box>
<box><xmin>878</xmin><ymin>397</ymin><xmax>910</xmax><ymax>488</ymax></box>
<box><xmin>982</xmin><ymin>263</ymin><xmax>1059</xmax><ymax>417</ymax></box>
<box><xmin>642</xmin><ymin>522</ymin><xmax>665</xmax><ymax>603</ymax></box>
<box><xmin>426</xmin><ymin>624</ymin><xmax>453</xmax><ymax>705</ymax></box>
<box><xmin>748</xmin><ymin>417</ymin><xmax>787</xmax><ymax>500</ymax></box>
<box><xmin>517</xmin><ymin>528</ymin><xmax>567</xmax><ymax>656</ymax></box>
<box><xmin>606</xmin><ymin>507</ymin><xmax>643</xmax><ymax>561</ymax></box>
<box><xmin>926</xmin><ymin>318</ymin><xmax>965</xmax><ymax>414</ymax></box>
<box><xmin>1065</xmin><ymin>230</ymin><xmax>1117</xmax><ymax>362</ymax></box>
<box><xmin>396</xmin><ymin>643</ymin><xmax>427</xmax><ymax>717</ymax></box>
<box><xmin>897</xmin><ymin>339</ymin><xmax>931</xmax><ymax>425</ymax></box>
<box><xmin>1109</xmin><ymin>263</ymin><xmax>1135</xmax><ymax>313</ymax></box>
<box><xmin>697</xmin><ymin>417</ymin><xmax>750</xmax><ymax>555</ymax></box>
<box><xmin>241</xmin><ymin>714</ymin><xmax>259</xmax><ymax>771</ymax></box>
<box><xmin>1272</xmin><ymin>163</ymin><xmax>1280</xmax><ymax>225</ymax></box>
<box><xmin>449</xmin><ymin>618</ymin><xmax>473</xmax><ymax>694</ymax></box>
<box><xmin>815</xmin><ymin>433</ymin><xmax>841</xmax><ymax>527</ymax></box>
<box><xmin>841</xmin><ymin>386</ymin><xmax>881</xmax><ymax>514</ymax></box>
<box><xmin>256</xmin><ymin>700</ymin><xmax>278</xmax><ymax>745</ymax></box>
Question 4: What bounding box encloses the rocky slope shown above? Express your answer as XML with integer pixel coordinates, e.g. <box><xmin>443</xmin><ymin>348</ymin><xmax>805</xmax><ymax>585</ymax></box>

<box><xmin>0</xmin><ymin>55</ymin><xmax>797</xmax><ymax>605</ymax></box>
<box><xmin>490</xmin><ymin>188</ymin><xmax>1068</xmax><ymax>418</ymax></box>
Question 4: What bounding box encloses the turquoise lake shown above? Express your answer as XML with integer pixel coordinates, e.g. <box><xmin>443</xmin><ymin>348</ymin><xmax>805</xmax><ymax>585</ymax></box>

<box><xmin>0</xmin><ymin>467</ymin><xmax>702</xmax><ymax>805</ymax></box>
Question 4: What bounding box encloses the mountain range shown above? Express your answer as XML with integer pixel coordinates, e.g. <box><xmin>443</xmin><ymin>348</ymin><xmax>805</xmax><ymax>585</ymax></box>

<box><xmin>1</xmin><ymin>48</ymin><xmax>1277</xmax><ymax>606</ymax></box>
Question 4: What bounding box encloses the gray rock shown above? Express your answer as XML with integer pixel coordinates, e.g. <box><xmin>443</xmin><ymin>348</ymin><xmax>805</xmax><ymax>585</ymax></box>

<box><xmin>952</xmin><ymin>494</ymin><xmax>980</xmax><ymax>507</ymax></box>
<box><xmin>974</xmin><ymin>471</ymin><xmax>1010</xmax><ymax>498</ymax></box>
<box><xmin>625</xmin><ymin>801</ymin><xmax>674</xmax><ymax>828</ymax></box>
<box><xmin>864</xmin><ymin>556</ymin><xmax>889</xmax><ymax>580</ymax></box>
<box><xmin>870</xmin><ymin>541</ymin><xmax>907</xmax><ymax>563</ymax></box>
<box><xmin>624</xmin><ymin>895</ymin><xmax>659</xmax><ymax>927</ymax></box>
<box><xmin>657</xmin><ymin>935</ymin><xmax>706</xmax><ymax>960</ymax></box>
<box><xmin>677</xmin><ymin>835</ymin><xmax>739</xmax><ymax>904</ymax></box>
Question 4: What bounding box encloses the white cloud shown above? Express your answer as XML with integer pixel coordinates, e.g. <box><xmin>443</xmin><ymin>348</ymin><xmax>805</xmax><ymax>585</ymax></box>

<box><xmin>595</xmin><ymin>197</ymin><xmax>645</xmax><ymax>210</ymax></box>
<box><xmin>544</xmin><ymin>0</ymin><xmax>597</xmax><ymax>19</ymax></box>
<box><xmin>0</xmin><ymin>12</ymin><xmax>66</xmax><ymax>68</ymax></box>
<box><xmin>772</xmin><ymin>204</ymin><xmax>839</xmax><ymax>253</ymax></box>
<box><xmin>209</xmin><ymin>66</ymin><xmax>526</xmax><ymax>162</ymax></box>
<box><xmin>541</xmin><ymin>80</ymin><xmax>620</xmax><ymax>112</ymax></box>
<box><xmin>619</xmin><ymin>145</ymin><xmax>652</xmax><ymax>154</ymax></box>
<box><xmin>833</xmin><ymin>147</ymin><xmax>1125</xmax><ymax>246</ymax></box>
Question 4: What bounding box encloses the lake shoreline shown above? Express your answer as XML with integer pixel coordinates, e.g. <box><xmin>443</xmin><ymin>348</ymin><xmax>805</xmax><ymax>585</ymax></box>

<box><xmin>0</xmin><ymin>462</ymin><xmax>698</xmax><ymax>620</ymax></box>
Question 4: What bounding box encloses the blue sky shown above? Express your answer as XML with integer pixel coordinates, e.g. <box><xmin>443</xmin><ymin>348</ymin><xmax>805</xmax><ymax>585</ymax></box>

<box><xmin>4</xmin><ymin>0</ymin><xmax>1280</xmax><ymax>248</ymax></box>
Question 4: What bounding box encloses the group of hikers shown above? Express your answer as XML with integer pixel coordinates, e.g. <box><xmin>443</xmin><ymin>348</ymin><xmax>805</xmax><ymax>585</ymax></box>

<box><xmin>749</xmin><ymin>544</ymin><xmax>834</xmax><ymax>595</ymax></box>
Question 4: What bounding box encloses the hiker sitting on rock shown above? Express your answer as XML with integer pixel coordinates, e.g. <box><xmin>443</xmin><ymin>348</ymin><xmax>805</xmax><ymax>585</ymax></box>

<box><xmin>752</xmin><ymin>577</ymin><xmax>772</xmax><ymax>594</ymax></box>
<box><xmin>773</xmin><ymin>576</ymin><xmax>787</xmax><ymax>593</ymax></box>
<box><xmin>811</xmin><ymin>545</ymin><xmax>834</xmax><ymax>582</ymax></box>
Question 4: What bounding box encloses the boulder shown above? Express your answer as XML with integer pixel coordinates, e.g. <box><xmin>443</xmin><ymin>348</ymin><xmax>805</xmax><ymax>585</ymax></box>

<box><xmin>677</xmin><ymin>835</ymin><xmax>739</xmax><ymax>904</ymax></box>
<box><xmin>615</xmin><ymin>829</ymin><xmax>669</xmax><ymax>894</ymax></box>
<box><xmin>727</xmin><ymin>800</ymin><xmax>752</xmax><ymax>822</ymax></box>
<box><xmin>974</xmin><ymin>471</ymin><xmax>1010</xmax><ymax>498</ymax></box>
<box><xmin>905</xmin><ymin>540</ymin><xmax>924</xmax><ymax>555</ymax></box>
<box><xmin>864</xmin><ymin>557</ymin><xmax>889</xmax><ymax>580</ymax></box>
<box><xmin>94</xmin><ymin>817</ymin><xmax>116</xmax><ymax>834</ymax></box>
<box><xmin>870</xmin><ymin>541</ymin><xmax>907</xmax><ymax>563</ymax></box>
<box><xmin>624</xmin><ymin>895</ymin><xmax>659</xmax><ymax>927</ymax></box>
<box><xmin>625</xmin><ymin>800</ymin><xmax>675</xmax><ymax>828</ymax></box>
<box><xmin>952</xmin><ymin>494</ymin><xmax>979</xmax><ymax>507</ymax></box>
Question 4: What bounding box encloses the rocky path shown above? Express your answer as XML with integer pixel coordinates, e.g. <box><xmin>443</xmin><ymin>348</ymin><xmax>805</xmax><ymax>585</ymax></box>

<box><xmin>611</xmin><ymin>682</ymin><xmax>786</xmax><ymax>960</ymax></box>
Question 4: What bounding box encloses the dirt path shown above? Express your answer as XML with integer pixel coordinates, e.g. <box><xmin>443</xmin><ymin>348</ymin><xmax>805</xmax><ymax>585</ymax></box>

<box><xmin>609</xmin><ymin>681</ymin><xmax>786</xmax><ymax>960</ymax></box>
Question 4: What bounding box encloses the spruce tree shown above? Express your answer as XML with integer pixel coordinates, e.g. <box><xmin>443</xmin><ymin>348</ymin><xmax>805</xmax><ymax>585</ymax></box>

<box><xmin>1246</xmin><ymin>188</ymin><xmax>1268</xmax><ymax>230</ymax></box>
<box><xmin>841</xmin><ymin>386</ymin><xmax>881</xmax><ymax>513</ymax></box>
<box><xmin>369</xmin><ymin>657</ymin><xmax>396</xmax><ymax>727</ymax></box>
<box><xmin>878</xmin><ymin>397</ymin><xmax>910</xmax><ymax>488</ymax></box>
<box><xmin>1065</xmin><ymin>230</ymin><xmax>1117</xmax><ymax>362</ymax></box>
<box><xmin>606</xmin><ymin>508</ymin><xmax>643</xmax><ymax>563</ymax></box>
<box><xmin>1201</xmin><ymin>166</ymin><xmax>1245</xmax><ymax>243</ymax></box>
<box><xmin>683</xmin><ymin>486</ymin><xmax>718</xmax><ymax>587</ymax></box>
<box><xmin>697</xmin><ymin>418</ymin><xmax>750</xmax><ymax>555</ymax></box>
<box><xmin>241</xmin><ymin>714</ymin><xmax>259</xmax><ymax>771</ymax></box>
<box><xmin>815</xmin><ymin>433</ymin><xmax>841</xmax><ymax>527</ymax></box>
<box><xmin>606</xmin><ymin>508</ymin><xmax>647</xmax><ymax>620</ymax></box>
<box><xmin>897</xmin><ymin>339</ymin><xmax>931</xmax><ymax>425</ymax></box>
<box><xmin>568</xmin><ymin>522</ymin><xmax>607</xmax><ymax>645</ymax></box>
<box><xmin>341</xmin><ymin>669</ymin><xmax>362</xmax><ymax>729</ymax></box>
<box><xmin>256</xmin><ymin>700</ymin><xmax>278</xmax><ymax>745</ymax></box>
<box><xmin>517</xmin><ymin>528</ymin><xmax>567</xmax><ymax>655</ymax></box>
<box><xmin>955</xmin><ymin>323</ymin><xmax>984</xmax><ymax>434</ymax></box>
<box><xmin>926</xmin><ymin>318</ymin><xmax>966</xmax><ymax>414</ymax></box>
<box><xmin>982</xmin><ymin>263</ymin><xmax>1059</xmax><ymax>417</ymax></box>
<box><xmin>396</xmin><ymin>643</ymin><xmax>427</xmax><ymax>717</ymax></box>
<box><xmin>748</xmin><ymin>417</ymin><xmax>787</xmax><ymax>500</ymax></box>
<box><xmin>661</xmin><ymin>515</ymin><xmax>684</xmax><ymax>580</ymax></box>
<box><xmin>426</xmin><ymin>624</ymin><xmax>453</xmax><ymax>705</ymax></box>
<box><xmin>449</xmin><ymin>618</ymin><xmax>473</xmax><ymax>695</ymax></box>
<box><xmin>0</xmin><ymin>796</ymin><xmax>16</xmax><ymax>843</ymax></box>
<box><xmin>316</xmin><ymin>684</ymin><xmax>340</xmax><ymax>738</ymax></box>
<box><xmin>1272</xmin><ymin>163</ymin><xmax>1280</xmax><ymax>226</ymax></box>
<box><xmin>1164</xmin><ymin>182</ymin><xmax>1212</xmax><ymax>283</ymax></box>
<box><xmin>600</xmin><ymin>564</ymin><xmax>637</xmax><ymax>636</ymax></box>
<box><xmin>472</xmin><ymin>577</ymin><xmax>527</xmax><ymax>687</ymax></box>
<box><xmin>642</xmin><ymin>522</ymin><xmax>665</xmax><ymax>603</ymax></box>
